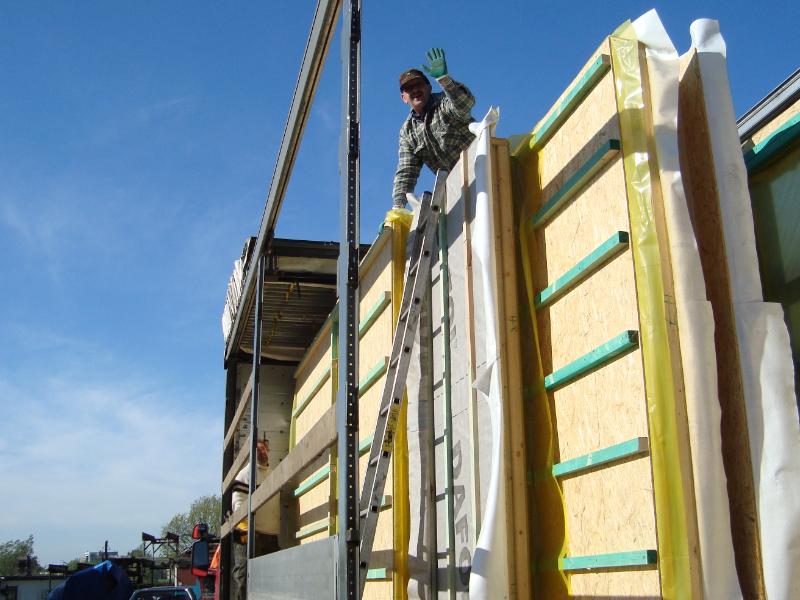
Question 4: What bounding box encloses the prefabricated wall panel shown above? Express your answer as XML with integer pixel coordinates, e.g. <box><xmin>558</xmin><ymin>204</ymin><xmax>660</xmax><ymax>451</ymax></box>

<box><xmin>510</xmin><ymin>34</ymin><xmax>709</xmax><ymax>597</ymax></box>
<box><xmin>291</xmin><ymin>228</ymin><xmax>397</xmax><ymax>599</ymax></box>
<box><xmin>678</xmin><ymin>49</ymin><xmax>765</xmax><ymax>599</ymax></box>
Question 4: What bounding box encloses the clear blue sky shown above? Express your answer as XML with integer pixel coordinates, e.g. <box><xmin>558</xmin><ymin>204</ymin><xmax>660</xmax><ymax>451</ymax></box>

<box><xmin>1</xmin><ymin>1</ymin><xmax>796</xmax><ymax>566</ymax></box>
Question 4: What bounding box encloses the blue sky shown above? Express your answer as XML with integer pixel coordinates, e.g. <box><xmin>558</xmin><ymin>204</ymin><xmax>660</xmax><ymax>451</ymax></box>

<box><xmin>0</xmin><ymin>1</ymin><xmax>797</xmax><ymax>566</ymax></box>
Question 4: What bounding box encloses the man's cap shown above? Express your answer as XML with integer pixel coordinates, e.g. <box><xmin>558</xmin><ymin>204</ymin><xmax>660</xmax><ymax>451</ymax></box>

<box><xmin>399</xmin><ymin>69</ymin><xmax>429</xmax><ymax>90</ymax></box>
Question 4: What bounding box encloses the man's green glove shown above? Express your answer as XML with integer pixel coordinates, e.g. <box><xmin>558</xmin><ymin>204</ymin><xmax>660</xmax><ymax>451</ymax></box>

<box><xmin>422</xmin><ymin>48</ymin><xmax>448</xmax><ymax>79</ymax></box>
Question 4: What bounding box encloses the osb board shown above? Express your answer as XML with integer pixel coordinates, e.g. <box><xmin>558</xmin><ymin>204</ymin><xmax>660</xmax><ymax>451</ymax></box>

<box><xmin>537</xmin><ymin>51</ymin><xmax>618</xmax><ymax>191</ymax></box>
<box><xmin>533</xmin><ymin>160</ymin><xmax>628</xmax><ymax>292</ymax></box>
<box><xmin>678</xmin><ymin>49</ymin><xmax>765</xmax><ymax>599</ymax></box>
<box><xmin>294</xmin><ymin>373</ymin><xmax>333</xmax><ymax>444</ymax></box>
<box><xmin>561</xmin><ymin>457</ymin><xmax>657</xmax><ymax>555</ymax></box>
<box><xmin>569</xmin><ymin>569</ymin><xmax>660</xmax><ymax>599</ymax></box>
<box><xmin>550</xmin><ymin>346</ymin><xmax>647</xmax><ymax>452</ymax></box>
<box><xmin>749</xmin><ymin>96</ymin><xmax>800</xmax><ymax>146</ymax></box>
<box><xmin>538</xmin><ymin>242</ymin><xmax>638</xmax><ymax>373</ymax></box>
<box><xmin>363</xmin><ymin>581</ymin><xmax>392</xmax><ymax>600</ymax></box>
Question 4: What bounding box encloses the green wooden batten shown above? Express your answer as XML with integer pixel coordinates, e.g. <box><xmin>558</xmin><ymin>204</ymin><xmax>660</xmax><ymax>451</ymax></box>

<box><xmin>744</xmin><ymin>113</ymin><xmax>800</xmax><ymax>173</ymax></box>
<box><xmin>532</xmin><ymin>139</ymin><xmax>621</xmax><ymax>229</ymax></box>
<box><xmin>358</xmin><ymin>356</ymin><xmax>389</xmax><ymax>398</ymax></box>
<box><xmin>294</xmin><ymin>435</ymin><xmax>374</xmax><ymax>497</ymax></box>
<box><xmin>544</xmin><ymin>330</ymin><xmax>639</xmax><ymax>391</ymax></box>
<box><xmin>359</xmin><ymin>291</ymin><xmax>392</xmax><ymax>338</ymax></box>
<box><xmin>529</xmin><ymin>54</ymin><xmax>611</xmax><ymax>152</ymax></box>
<box><xmin>535</xmin><ymin>231</ymin><xmax>630</xmax><ymax>308</ymax></box>
<box><xmin>295</xmin><ymin>518</ymin><xmax>329</xmax><ymax>540</ymax></box>
<box><xmin>291</xmin><ymin>367</ymin><xmax>331</xmax><ymax>419</ymax></box>
<box><xmin>366</xmin><ymin>568</ymin><xmax>390</xmax><ymax>581</ymax></box>
<box><xmin>560</xmin><ymin>549</ymin><xmax>658</xmax><ymax>572</ymax></box>
<box><xmin>552</xmin><ymin>437</ymin><xmax>649</xmax><ymax>477</ymax></box>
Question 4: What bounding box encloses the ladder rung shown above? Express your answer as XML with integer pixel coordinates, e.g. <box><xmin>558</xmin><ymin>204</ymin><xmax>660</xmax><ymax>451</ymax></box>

<box><xmin>368</xmin><ymin>455</ymin><xmax>380</xmax><ymax>467</ymax></box>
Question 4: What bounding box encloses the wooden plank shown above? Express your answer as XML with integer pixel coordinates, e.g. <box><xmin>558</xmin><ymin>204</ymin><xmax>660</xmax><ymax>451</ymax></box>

<box><xmin>222</xmin><ymin>375</ymin><xmax>254</xmax><ymax>452</ymax></box>
<box><xmin>358</xmin><ymin>357</ymin><xmax>388</xmax><ymax>398</ymax></box>
<box><xmin>222</xmin><ymin>443</ymin><xmax>249</xmax><ymax>495</ymax></box>
<box><xmin>492</xmin><ymin>137</ymin><xmax>532</xmax><ymax>600</ymax></box>
<box><xmin>291</xmin><ymin>368</ymin><xmax>331</xmax><ymax>419</ymax></box>
<box><xmin>553</xmin><ymin>437</ymin><xmax>649</xmax><ymax>477</ymax></box>
<box><xmin>366</xmin><ymin>568</ymin><xmax>390</xmax><ymax>581</ymax></box>
<box><xmin>530</xmin><ymin>54</ymin><xmax>612</xmax><ymax>151</ymax></box>
<box><xmin>535</xmin><ymin>231</ymin><xmax>629</xmax><ymax>309</ymax></box>
<box><xmin>294</xmin><ymin>435</ymin><xmax>373</xmax><ymax>497</ymax></box>
<box><xmin>296</xmin><ymin>518</ymin><xmax>329</xmax><ymax>540</ymax></box>
<box><xmin>359</xmin><ymin>291</ymin><xmax>392</xmax><ymax>338</ymax></box>
<box><xmin>531</xmin><ymin>139</ymin><xmax>621</xmax><ymax>229</ymax></box>
<box><xmin>678</xmin><ymin>50</ymin><xmax>765</xmax><ymax>598</ymax></box>
<box><xmin>222</xmin><ymin>403</ymin><xmax>337</xmax><ymax>539</ymax></box>
<box><xmin>544</xmin><ymin>330</ymin><xmax>639</xmax><ymax>391</ymax></box>
<box><xmin>561</xmin><ymin>550</ymin><xmax>658</xmax><ymax>572</ymax></box>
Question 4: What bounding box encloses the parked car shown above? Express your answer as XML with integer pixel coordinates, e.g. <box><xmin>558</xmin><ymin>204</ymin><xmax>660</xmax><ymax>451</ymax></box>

<box><xmin>129</xmin><ymin>586</ymin><xmax>196</xmax><ymax>600</ymax></box>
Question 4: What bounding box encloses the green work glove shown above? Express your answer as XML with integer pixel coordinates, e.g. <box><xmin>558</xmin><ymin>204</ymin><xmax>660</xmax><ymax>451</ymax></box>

<box><xmin>422</xmin><ymin>48</ymin><xmax>448</xmax><ymax>79</ymax></box>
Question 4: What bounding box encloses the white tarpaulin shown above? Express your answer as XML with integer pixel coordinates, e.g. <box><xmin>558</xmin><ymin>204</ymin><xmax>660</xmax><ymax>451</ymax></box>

<box><xmin>686</xmin><ymin>18</ymin><xmax>800</xmax><ymax>600</ymax></box>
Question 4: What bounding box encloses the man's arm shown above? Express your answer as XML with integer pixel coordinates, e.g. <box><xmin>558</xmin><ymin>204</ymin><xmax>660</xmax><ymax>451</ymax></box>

<box><xmin>422</xmin><ymin>48</ymin><xmax>475</xmax><ymax>122</ymax></box>
<box><xmin>392</xmin><ymin>130</ymin><xmax>422</xmax><ymax>207</ymax></box>
<box><xmin>437</xmin><ymin>75</ymin><xmax>476</xmax><ymax>122</ymax></box>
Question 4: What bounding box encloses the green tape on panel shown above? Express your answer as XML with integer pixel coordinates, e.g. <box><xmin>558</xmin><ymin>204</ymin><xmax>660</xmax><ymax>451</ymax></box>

<box><xmin>560</xmin><ymin>550</ymin><xmax>658</xmax><ymax>572</ymax></box>
<box><xmin>532</xmin><ymin>139</ymin><xmax>621</xmax><ymax>229</ymax></box>
<box><xmin>544</xmin><ymin>330</ymin><xmax>638</xmax><ymax>391</ymax></box>
<box><xmin>552</xmin><ymin>437</ymin><xmax>649</xmax><ymax>477</ymax></box>
<box><xmin>535</xmin><ymin>231</ymin><xmax>629</xmax><ymax>308</ymax></box>
<box><xmin>529</xmin><ymin>54</ymin><xmax>611</xmax><ymax>151</ymax></box>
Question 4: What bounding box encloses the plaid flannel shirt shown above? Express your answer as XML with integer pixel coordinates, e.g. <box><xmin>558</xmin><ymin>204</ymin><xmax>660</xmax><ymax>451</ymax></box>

<box><xmin>392</xmin><ymin>75</ymin><xmax>476</xmax><ymax>206</ymax></box>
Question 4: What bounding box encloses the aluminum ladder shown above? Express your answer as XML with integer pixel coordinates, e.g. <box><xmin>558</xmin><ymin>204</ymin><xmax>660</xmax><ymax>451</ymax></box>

<box><xmin>357</xmin><ymin>175</ymin><xmax>444</xmax><ymax>596</ymax></box>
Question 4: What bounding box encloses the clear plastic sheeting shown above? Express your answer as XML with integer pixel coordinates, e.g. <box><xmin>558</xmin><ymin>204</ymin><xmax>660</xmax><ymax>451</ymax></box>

<box><xmin>688</xmin><ymin>18</ymin><xmax>800</xmax><ymax>600</ymax></box>
<box><xmin>631</xmin><ymin>10</ymin><xmax>742</xmax><ymax>599</ymax></box>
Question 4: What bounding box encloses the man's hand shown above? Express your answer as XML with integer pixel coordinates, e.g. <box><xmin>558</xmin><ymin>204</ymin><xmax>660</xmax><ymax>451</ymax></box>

<box><xmin>422</xmin><ymin>48</ymin><xmax>448</xmax><ymax>79</ymax></box>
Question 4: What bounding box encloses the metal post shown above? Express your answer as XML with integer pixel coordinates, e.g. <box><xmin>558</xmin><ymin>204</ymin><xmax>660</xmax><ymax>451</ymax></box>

<box><xmin>248</xmin><ymin>255</ymin><xmax>266</xmax><ymax>562</ymax></box>
<box><xmin>336</xmin><ymin>1</ymin><xmax>361</xmax><ymax>598</ymax></box>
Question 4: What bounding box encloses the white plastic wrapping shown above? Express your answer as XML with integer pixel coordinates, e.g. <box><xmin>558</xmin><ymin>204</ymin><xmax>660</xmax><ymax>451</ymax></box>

<box><xmin>465</xmin><ymin>107</ymin><xmax>509</xmax><ymax>600</ymax></box>
<box><xmin>688</xmin><ymin>18</ymin><xmax>800</xmax><ymax>600</ymax></box>
<box><xmin>631</xmin><ymin>10</ymin><xmax>742</xmax><ymax>599</ymax></box>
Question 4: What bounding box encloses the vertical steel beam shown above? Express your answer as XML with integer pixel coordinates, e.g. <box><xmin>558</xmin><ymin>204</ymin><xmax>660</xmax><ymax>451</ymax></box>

<box><xmin>336</xmin><ymin>1</ymin><xmax>361</xmax><ymax>598</ymax></box>
<box><xmin>248</xmin><ymin>255</ymin><xmax>266</xmax><ymax>562</ymax></box>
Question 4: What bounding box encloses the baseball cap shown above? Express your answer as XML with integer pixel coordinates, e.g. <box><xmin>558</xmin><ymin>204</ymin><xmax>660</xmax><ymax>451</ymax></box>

<box><xmin>399</xmin><ymin>69</ymin><xmax>429</xmax><ymax>90</ymax></box>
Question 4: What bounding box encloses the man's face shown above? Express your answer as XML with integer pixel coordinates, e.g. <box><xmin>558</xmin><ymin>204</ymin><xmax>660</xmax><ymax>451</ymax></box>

<box><xmin>401</xmin><ymin>79</ymin><xmax>432</xmax><ymax>115</ymax></box>
<box><xmin>256</xmin><ymin>441</ymin><xmax>269</xmax><ymax>467</ymax></box>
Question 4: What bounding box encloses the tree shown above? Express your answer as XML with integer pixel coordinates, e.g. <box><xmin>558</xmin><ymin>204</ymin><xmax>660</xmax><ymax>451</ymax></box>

<box><xmin>0</xmin><ymin>535</ymin><xmax>41</xmax><ymax>575</ymax></box>
<box><xmin>160</xmin><ymin>494</ymin><xmax>221</xmax><ymax>556</ymax></box>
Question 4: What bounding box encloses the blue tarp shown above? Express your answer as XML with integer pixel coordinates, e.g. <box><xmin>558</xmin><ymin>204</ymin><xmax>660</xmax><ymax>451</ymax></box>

<box><xmin>47</xmin><ymin>560</ymin><xmax>134</xmax><ymax>600</ymax></box>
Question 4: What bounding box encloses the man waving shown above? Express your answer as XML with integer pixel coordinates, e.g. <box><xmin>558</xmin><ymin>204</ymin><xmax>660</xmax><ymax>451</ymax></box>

<box><xmin>392</xmin><ymin>48</ymin><xmax>476</xmax><ymax>208</ymax></box>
